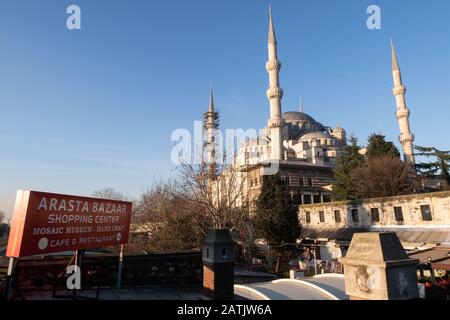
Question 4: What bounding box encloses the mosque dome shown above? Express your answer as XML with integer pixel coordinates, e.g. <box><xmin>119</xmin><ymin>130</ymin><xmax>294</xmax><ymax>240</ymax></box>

<box><xmin>299</xmin><ymin>131</ymin><xmax>333</xmax><ymax>141</ymax></box>
<box><xmin>282</xmin><ymin>111</ymin><xmax>326</xmax><ymax>140</ymax></box>
<box><xmin>282</xmin><ymin>111</ymin><xmax>317</xmax><ymax>123</ymax></box>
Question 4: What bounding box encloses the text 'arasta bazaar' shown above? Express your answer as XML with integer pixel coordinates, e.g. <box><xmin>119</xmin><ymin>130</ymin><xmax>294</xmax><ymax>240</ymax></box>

<box><xmin>37</xmin><ymin>197</ymin><xmax>129</xmax><ymax>214</ymax></box>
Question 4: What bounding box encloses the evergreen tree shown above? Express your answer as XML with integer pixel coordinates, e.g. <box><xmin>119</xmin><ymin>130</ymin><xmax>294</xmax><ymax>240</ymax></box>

<box><xmin>332</xmin><ymin>135</ymin><xmax>365</xmax><ymax>201</ymax></box>
<box><xmin>254</xmin><ymin>173</ymin><xmax>300</xmax><ymax>273</ymax></box>
<box><xmin>366</xmin><ymin>133</ymin><xmax>400</xmax><ymax>159</ymax></box>
<box><xmin>415</xmin><ymin>146</ymin><xmax>450</xmax><ymax>186</ymax></box>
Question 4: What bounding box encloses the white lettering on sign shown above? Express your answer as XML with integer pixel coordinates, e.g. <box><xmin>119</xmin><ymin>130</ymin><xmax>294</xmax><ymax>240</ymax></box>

<box><xmin>37</xmin><ymin>197</ymin><xmax>127</xmax><ymax>214</ymax></box>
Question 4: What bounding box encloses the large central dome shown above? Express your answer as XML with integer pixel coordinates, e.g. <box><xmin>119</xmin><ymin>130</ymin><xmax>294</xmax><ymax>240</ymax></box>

<box><xmin>282</xmin><ymin>111</ymin><xmax>326</xmax><ymax>139</ymax></box>
<box><xmin>282</xmin><ymin>111</ymin><xmax>317</xmax><ymax>123</ymax></box>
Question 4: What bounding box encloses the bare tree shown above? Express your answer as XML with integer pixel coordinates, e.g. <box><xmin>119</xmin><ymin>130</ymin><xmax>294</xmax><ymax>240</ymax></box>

<box><xmin>132</xmin><ymin>180</ymin><xmax>200</xmax><ymax>252</ymax></box>
<box><xmin>0</xmin><ymin>210</ymin><xmax>5</xmax><ymax>224</ymax></box>
<box><xmin>91</xmin><ymin>188</ymin><xmax>128</xmax><ymax>201</ymax></box>
<box><xmin>175</xmin><ymin>161</ymin><xmax>252</xmax><ymax>240</ymax></box>
<box><xmin>350</xmin><ymin>155</ymin><xmax>419</xmax><ymax>199</ymax></box>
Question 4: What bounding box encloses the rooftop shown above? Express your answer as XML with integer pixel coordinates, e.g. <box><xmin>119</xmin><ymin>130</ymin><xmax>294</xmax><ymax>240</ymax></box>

<box><xmin>234</xmin><ymin>274</ymin><xmax>346</xmax><ymax>300</ymax></box>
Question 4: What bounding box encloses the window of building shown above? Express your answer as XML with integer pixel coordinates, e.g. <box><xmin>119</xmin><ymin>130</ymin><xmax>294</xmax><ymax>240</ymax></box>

<box><xmin>303</xmin><ymin>194</ymin><xmax>312</xmax><ymax>205</ymax></box>
<box><xmin>334</xmin><ymin>210</ymin><xmax>341</xmax><ymax>223</ymax></box>
<box><xmin>319</xmin><ymin>211</ymin><xmax>325</xmax><ymax>223</ymax></box>
<box><xmin>323</xmin><ymin>195</ymin><xmax>332</xmax><ymax>203</ymax></box>
<box><xmin>371</xmin><ymin>208</ymin><xmax>380</xmax><ymax>222</ymax></box>
<box><xmin>303</xmin><ymin>178</ymin><xmax>309</xmax><ymax>186</ymax></box>
<box><xmin>293</xmin><ymin>194</ymin><xmax>301</xmax><ymax>206</ymax></box>
<box><xmin>281</xmin><ymin>176</ymin><xmax>287</xmax><ymax>183</ymax></box>
<box><xmin>351</xmin><ymin>208</ymin><xmax>359</xmax><ymax>223</ymax></box>
<box><xmin>313</xmin><ymin>194</ymin><xmax>321</xmax><ymax>203</ymax></box>
<box><xmin>394</xmin><ymin>206</ymin><xmax>404</xmax><ymax>222</ymax></box>
<box><xmin>308</xmin><ymin>178</ymin><xmax>313</xmax><ymax>187</ymax></box>
<box><xmin>305</xmin><ymin>211</ymin><xmax>311</xmax><ymax>224</ymax></box>
<box><xmin>420</xmin><ymin>205</ymin><xmax>433</xmax><ymax>221</ymax></box>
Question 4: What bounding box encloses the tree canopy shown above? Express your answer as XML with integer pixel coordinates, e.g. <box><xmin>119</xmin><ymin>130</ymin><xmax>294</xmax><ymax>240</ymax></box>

<box><xmin>332</xmin><ymin>135</ymin><xmax>365</xmax><ymax>201</ymax></box>
<box><xmin>350</xmin><ymin>155</ymin><xmax>418</xmax><ymax>198</ymax></box>
<box><xmin>366</xmin><ymin>133</ymin><xmax>400</xmax><ymax>159</ymax></box>
<box><xmin>415</xmin><ymin>146</ymin><xmax>450</xmax><ymax>186</ymax></box>
<box><xmin>254</xmin><ymin>173</ymin><xmax>300</xmax><ymax>246</ymax></box>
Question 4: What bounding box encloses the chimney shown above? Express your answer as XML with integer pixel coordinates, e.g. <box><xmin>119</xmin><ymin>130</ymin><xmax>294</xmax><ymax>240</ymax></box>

<box><xmin>202</xmin><ymin>229</ymin><xmax>235</xmax><ymax>300</ymax></box>
<box><xmin>339</xmin><ymin>232</ymin><xmax>419</xmax><ymax>300</ymax></box>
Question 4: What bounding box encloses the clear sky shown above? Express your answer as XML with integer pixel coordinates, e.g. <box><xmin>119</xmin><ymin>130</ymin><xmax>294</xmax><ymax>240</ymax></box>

<box><xmin>1</xmin><ymin>0</ymin><xmax>449</xmax><ymax>218</ymax></box>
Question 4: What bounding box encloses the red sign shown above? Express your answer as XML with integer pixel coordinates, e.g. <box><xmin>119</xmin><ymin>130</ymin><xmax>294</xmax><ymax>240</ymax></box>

<box><xmin>6</xmin><ymin>190</ymin><xmax>132</xmax><ymax>258</ymax></box>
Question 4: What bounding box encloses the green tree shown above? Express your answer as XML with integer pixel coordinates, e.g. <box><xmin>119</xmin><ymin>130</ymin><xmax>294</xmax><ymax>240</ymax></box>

<box><xmin>366</xmin><ymin>133</ymin><xmax>400</xmax><ymax>159</ymax></box>
<box><xmin>332</xmin><ymin>135</ymin><xmax>365</xmax><ymax>201</ymax></box>
<box><xmin>254</xmin><ymin>173</ymin><xmax>300</xmax><ymax>274</ymax></box>
<box><xmin>415</xmin><ymin>146</ymin><xmax>450</xmax><ymax>186</ymax></box>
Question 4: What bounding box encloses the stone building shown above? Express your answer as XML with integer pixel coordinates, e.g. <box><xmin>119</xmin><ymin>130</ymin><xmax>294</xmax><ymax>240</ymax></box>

<box><xmin>298</xmin><ymin>191</ymin><xmax>450</xmax><ymax>266</ymax></box>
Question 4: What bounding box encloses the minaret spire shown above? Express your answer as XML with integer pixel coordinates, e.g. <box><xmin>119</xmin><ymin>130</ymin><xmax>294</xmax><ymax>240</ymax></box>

<box><xmin>209</xmin><ymin>84</ymin><xmax>214</xmax><ymax>112</ymax></box>
<box><xmin>391</xmin><ymin>40</ymin><xmax>415</xmax><ymax>164</ymax></box>
<box><xmin>300</xmin><ymin>96</ymin><xmax>304</xmax><ymax>113</ymax></box>
<box><xmin>203</xmin><ymin>85</ymin><xmax>219</xmax><ymax>179</ymax></box>
<box><xmin>268</xmin><ymin>5</ymin><xmax>277</xmax><ymax>44</ymax></box>
<box><xmin>266</xmin><ymin>6</ymin><xmax>283</xmax><ymax>161</ymax></box>
<box><xmin>391</xmin><ymin>38</ymin><xmax>400</xmax><ymax>72</ymax></box>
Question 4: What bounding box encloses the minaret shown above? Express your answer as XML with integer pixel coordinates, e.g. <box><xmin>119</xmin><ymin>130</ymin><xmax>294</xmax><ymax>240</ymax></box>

<box><xmin>203</xmin><ymin>86</ymin><xmax>219</xmax><ymax>179</ymax></box>
<box><xmin>266</xmin><ymin>6</ymin><xmax>283</xmax><ymax>161</ymax></box>
<box><xmin>391</xmin><ymin>40</ymin><xmax>415</xmax><ymax>164</ymax></box>
<box><xmin>300</xmin><ymin>96</ymin><xmax>304</xmax><ymax>113</ymax></box>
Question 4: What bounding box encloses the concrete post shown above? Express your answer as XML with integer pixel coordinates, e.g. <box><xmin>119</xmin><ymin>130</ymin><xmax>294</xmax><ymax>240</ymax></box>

<box><xmin>339</xmin><ymin>232</ymin><xmax>419</xmax><ymax>300</ymax></box>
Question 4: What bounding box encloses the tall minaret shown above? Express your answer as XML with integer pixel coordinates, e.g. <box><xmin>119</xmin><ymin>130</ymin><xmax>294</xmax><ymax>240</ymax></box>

<box><xmin>391</xmin><ymin>40</ymin><xmax>415</xmax><ymax>164</ymax></box>
<box><xmin>300</xmin><ymin>96</ymin><xmax>304</xmax><ymax>113</ymax></box>
<box><xmin>203</xmin><ymin>86</ymin><xmax>219</xmax><ymax>179</ymax></box>
<box><xmin>266</xmin><ymin>6</ymin><xmax>283</xmax><ymax>161</ymax></box>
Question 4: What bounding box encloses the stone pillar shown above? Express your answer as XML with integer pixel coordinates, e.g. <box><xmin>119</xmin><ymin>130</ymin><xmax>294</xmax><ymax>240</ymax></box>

<box><xmin>339</xmin><ymin>232</ymin><xmax>419</xmax><ymax>300</ymax></box>
<box><xmin>202</xmin><ymin>229</ymin><xmax>235</xmax><ymax>300</ymax></box>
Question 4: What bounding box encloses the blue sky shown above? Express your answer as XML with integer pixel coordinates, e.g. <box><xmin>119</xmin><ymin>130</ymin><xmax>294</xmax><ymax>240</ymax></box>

<box><xmin>1</xmin><ymin>0</ymin><xmax>449</xmax><ymax>217</ymax></box>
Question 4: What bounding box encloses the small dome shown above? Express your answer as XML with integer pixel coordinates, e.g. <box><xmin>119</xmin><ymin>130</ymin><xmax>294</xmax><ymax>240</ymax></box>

<box><xmin>300</xmin><ymin>131</ymin><xmax>333</xmax><ymax>141</ymax></box>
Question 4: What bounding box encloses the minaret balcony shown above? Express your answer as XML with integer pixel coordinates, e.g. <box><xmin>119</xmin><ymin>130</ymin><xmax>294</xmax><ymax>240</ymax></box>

<box><xmin>266</xmin><ymin>59</ymin><xmax>281</xmax><ymax>72</ymax></box>
<box><xmin>393</xmin><ymin>85</ymin><xmax>406</xmax><ymax>96</ymax></box>
<box><xmin>399</xmin><ymin>133</ymin><xmax>414</xmax><ymax>144</ymax></box>
<box><xmin>268</xmin><ymin>117</ymin><xmax>282</xmax><ymax>128</ymax></box>
<box><xmin>266</xmin><ymin>87</ymin><xmax>283</xmax><ymax>99</ymax></box>
<box><xmin>396</xmin><ymin>108</ymin><xmax>410</xmax><ymax>119</ymax></box>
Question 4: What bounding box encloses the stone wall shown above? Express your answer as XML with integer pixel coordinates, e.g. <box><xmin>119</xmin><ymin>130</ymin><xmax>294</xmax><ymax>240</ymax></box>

<box><xmin>299</xmin><ymin>191</ymin><xmax>450</xmax><ymax>228</ymax></box>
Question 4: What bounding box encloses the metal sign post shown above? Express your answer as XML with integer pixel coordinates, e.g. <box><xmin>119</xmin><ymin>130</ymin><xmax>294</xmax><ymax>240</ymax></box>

<box><xmin>116</xmin><ymin>244</ymin><xmax>124</xmax><ymax>289</ymax></box>
<box><xmin>4</xmin><ymin>257</ymin><xmax>17</xmax><ymax>300</ymax></box>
